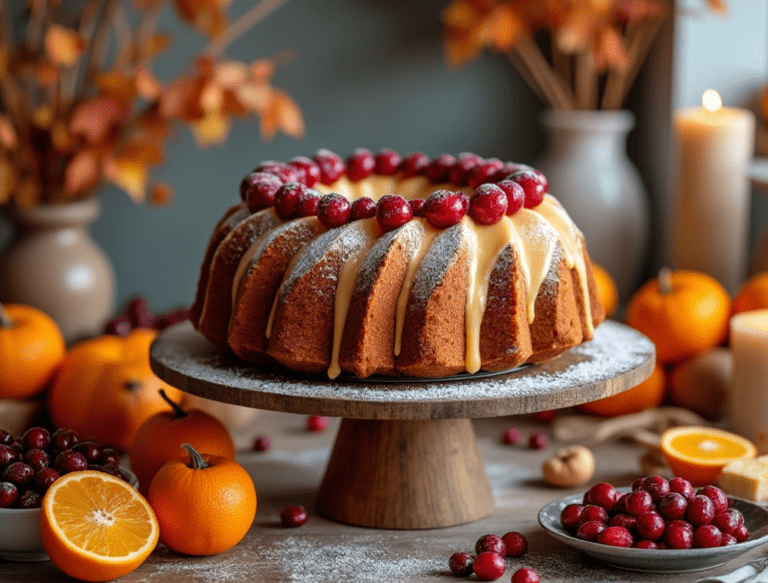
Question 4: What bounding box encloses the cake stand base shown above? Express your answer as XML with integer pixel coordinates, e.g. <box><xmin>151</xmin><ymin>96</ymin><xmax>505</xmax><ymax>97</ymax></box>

<box><xmin>316</xmin><ymin>418</ymin><xmax>492</xmax><ymax>529</ymax></box>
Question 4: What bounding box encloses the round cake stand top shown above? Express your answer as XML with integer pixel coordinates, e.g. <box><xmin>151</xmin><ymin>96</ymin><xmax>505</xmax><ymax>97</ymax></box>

<box><xmin>150</xmin><ymin>320</ymin><xmax>654</xmax><ymax>420</ymax></box>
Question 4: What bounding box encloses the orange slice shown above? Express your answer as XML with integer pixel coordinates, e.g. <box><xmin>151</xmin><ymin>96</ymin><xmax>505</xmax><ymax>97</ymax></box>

<box><xmin>660</xmin><ymin>426</ymin><xmax>757</xmax><ymax>487</ymax></box>
<box><xmin>40</xmin><ymin>471</ymin><xmax>159</xmax><ymax>582</ymax></box>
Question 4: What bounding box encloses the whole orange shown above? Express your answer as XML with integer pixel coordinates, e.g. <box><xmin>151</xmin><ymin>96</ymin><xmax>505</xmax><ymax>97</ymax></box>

<box><xmin>626</xmin><ymin>269</ymin><xmax>730</xmax><ymax>364</ymax></box>
<box><xmin>592</xmin><ymin>264</ymin><xmax>619</xmax><ymax>318</ymax></box>
<box><xmin>130</xmin><ymin>389</ymin><xmax>236</xmax><ymax>495</ymax></box>
<box><xmin>0</xmin><ymin>303</ymin><xmax>65</xmax><ymax>399</ymax></box>
<box><xmin>733</xmin><ymin>272</ymin><xmax>768</xmax><ymax>315</ymax></box>
<box><xmin>148</xmin><ymin>444</ymin><xmax>256</xmax><ymax>556</ymax></box>
<box><xmin>577</xmin><ymin>362</ymin><xmax>665</xmax><ymax>417</ymax></box>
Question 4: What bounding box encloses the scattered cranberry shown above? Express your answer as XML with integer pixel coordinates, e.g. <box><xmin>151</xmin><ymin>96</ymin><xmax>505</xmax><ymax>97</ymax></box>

<box><xmin>640</xmin><ymin>475</ymin><xmax>670</xmax><ymax>502</ymax></box>
<box><xmin>280</xmin><ymin>505</ymin><xmax>308</xmax><ymax>527</ymax></box>
<box><xmin>17</xmin><ymin>490</ymin><xmax>42</xmax><ymax>509</ymax></box>
<box><xmin>34</xmin><ymin>467</ymin><xmax>60</xmax><ymax>492</ymax></box>
<box><xmin>350</xmin><ymin>197</ymin><xmax>377</xmax><ymax>221</ymax></box>
<box><xmin>733</xmin><ymin>523</ymin><xmax>749</xmax><ymax>543</ymax></box>
<box><xmin>657</xmin><ymin>492</ymin><xmax>688</xmax><ymax>520</ymax></box>
<box><xmin>721</xmin><ymin>534</ymin><xmax>737</xmax><ymax>546</ymax></box>
<box><xmin>669</xmin><ymin>477</ymin><xmax>695</xmax><ymax>501</ymax></box>
<box><xmin>597</xmin><ymin>525</ymin><xmax>633</xmax><ymax>547</ymax></box>
<box><xmin>469</xmin><ymin>184</ymin><xmax>508</xmax><ymax>225</ymax></box>
<box><xmin>586</xmin><ymin>482</ymin><xmax>619</xmax><ymax>513</ymax></box>
<box><xmin>686</xmin><ymin>495</ymin><xmax>715</xmax><ymax>526</ymax></box>
<box><xmin>631</xmin><ymin>477</ymin><xmax>645</xmax><ymax>491</ymax></box>
<box><xmin>55</xmin><ymin>450</ymin><xmax>88</xmax><ymax>474</ymax></box>
<box><xmin>528</xmin><ymin>432</ymin><xmax>547</xmax><ymax>450</ymax></box>
<box><xmin>100</xmin><ymin>448</ymin><xmax>121</xmax><ymax>467</ymax></box>
<box><xmin>530</xmin><ymin>410</ymin><xmax>558</xmax><ymax>424</ymax></box>
<box><xmin>105</xmin><ymin>313</ymin><xmax>133</xmax><ymax>336</ymax></box>
<box><xmin>374</xmin><ymin>150</ymin><xmax>402</xmax><ymax>176</ymax></box>
<box><xmin>425</xmin><ymin>154</ymin><xmax>456</xmax><ymax>183</ymax></box>
<box><xmin>24</xmin><ymin>449</ymin><xmax>49</xmax><ymax>471</ymax></box>
<box><xmin>560</xmin><ymin>504</ymin><xmax>584</xmax><ymax>531</ymax></box>
<box><xmin>636</xmin><ymin>511</ymin><xmax>665</xmax><ymax>540</ymax></box>
<box><xmin>288</xmin><ymin>156</ymin><xmax>321</xmax><ymax>187</ymax></box>
<box><xmin>475</xmin><ymin>534</ymin><xmax>506</xmax><ymax>557</ymax></box>
<box><xmin>409</xmin><ymin>198</ymin><xmax>425</xmax><ymax>217</ymax></box>
<box><xmin>511</xmin><ymin>567</ymin><xmax>540</xmax><ymax>583</ymax></box>
<box><xmin>502</xmin><ymin>426</ymin><xmax>521</xmax><ymax>446</ymax></box>
<box><xmin>576</xmin><ymin>520</ymin><xmax>605</xmax><ymax>542</ymax></box>
<box><xmin>346</xmin><ymin>149</ymin><xmax>376</xmax><ymax>182</ymax></box>
<box><xmin>0</xmin><ymin>482</ymin><xmax>17</xmax><ymax>508</ymax></box>
<box><xmin>712</xmin><ymin>509</ymin><xmax>743</xmax><ymax>535</ymax></box>
<box><xmin>633</xmin><ymin>540</ymin><xmax>659</xmax><ymax>549</ymax></box>
<box><xmin>274</xmin><ymin>182</ymin><xmax>310</xmax><ymax>220</ymax></box>
<box><xmin>313</xmin><ymin>149</ymin><xmax>346</xmax><ymax>185</ymax></box>
<box><xmin>127</xmin><ymin>297</ymin><xmax>155</xmax><ymax>328</ymax></box>
<box><xmin>155</xmin><ymin>307</ymin><xmax>190</xmax><ymax>329</ymax></box>
<box><xmin>577</xmin><ymin>504</ymin><xmax>608</xmax><ymax>526</ymax></box>
<box><xmin>317</xmin><ymin>193</ymin><xmax>351</xmax><ymax>228</ymax></box>
<box><xmin>423</xmin><ymin>190</ymin><xmax>467</xmax><ymax>228</ymax></box>
<box><xmin>501</xmin><ymin>531</ymin><xmax>527</xmax><ymax>557</ymax></box>
<box><xmin>307</xmin><ymin>415</ymin><xmax>329</xmax><ymax>432</ymax></box>
<box><xmin>608</xmin><ymin>513</ymin><xmax>636</xmax><ymax>533</ymax></box>
<box><xmin>22</xmin><ymin>427</ymin><xmax>51</xmax><ymax>451</ymax></box>
<box><xmin>0</xmin><ymin>444</ymin><xmax>19</xmax><ymax>467</ymax></box>
<box><xmin>624</xmin><ymin>489</ymin><xmax>654</xmax><ymax>517</ymax></box>
<box><xmin>468</xmin><ymin>159</ymin><xmax>504</xmax><ymax>189</ymax></box>
<box><xmin>509</xmin><ymin>170</ymin><xmax>547</xmax><ymax>208</ymax></box>
<box><xmin>697</xmin><ymin>485</ymin><xmax>729</xmax><ymax>515</ymax></box>
<box><xmin>253</xmin><ymin>436</ymin><xmax>271</xmax><ymax>452</ymax></box>
<box><xmin>448</xmin><ymin>552</ymin><xmax>474</xmax><ymax>577</ymax></box>
<box><xmin>74</xmin><ymin>441</ymin><xmax>102</xmax><ymax>464</ymax></box>
<box><xmin>399</xmin><ymin>152</ymin><xmax>430</xmax><ymax>178</ymax></box>
<box><xmin>51</xmin><ymin>428</ymin><xmax>79</xmax><ymax>451</ymax></box>
<box><xmin>3</xmin><ymin>462</ymin><xmax>34</xmax><ymax>486</ymax></box>
<box><xmin>472</xmin><ymin>552</ymin><xmax>506</xmax><ymax>581</ymax></box>
<box><xmin>375</xmin><ymin>194</ymin><xmax>413</xmax><ymax>231</ymax></box>
<box><xmin>448</xmin><ymin>153</ymin><xmax>484</xmax><ymax>185</ymax></box>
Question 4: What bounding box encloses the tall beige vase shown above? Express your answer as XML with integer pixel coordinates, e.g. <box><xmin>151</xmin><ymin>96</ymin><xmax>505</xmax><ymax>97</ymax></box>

<box><xmin>0</xmin><ymin>198</ymin><xmax>116</xmax><ymax>344</ymax></box>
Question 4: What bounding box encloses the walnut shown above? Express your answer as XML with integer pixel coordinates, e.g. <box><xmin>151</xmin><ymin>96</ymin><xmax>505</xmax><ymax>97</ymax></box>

<box><xmin>542</xmin><ymin>445</ymin><xmax>596</xmax><ymax>487</ymax></box>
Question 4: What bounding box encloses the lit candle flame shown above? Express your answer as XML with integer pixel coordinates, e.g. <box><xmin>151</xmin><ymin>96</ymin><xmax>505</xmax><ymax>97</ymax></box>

<box><xmin>702</xmin><ymin>89</ymin><xmax>722</xmax><ymax>112</ymax></box>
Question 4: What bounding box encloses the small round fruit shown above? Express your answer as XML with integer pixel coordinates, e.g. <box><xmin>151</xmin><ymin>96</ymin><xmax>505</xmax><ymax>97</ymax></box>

<box><xmin>24</xmin><ymin>448</ymin><xmax>49</xmax><ymax>471</ymax></box>
<box><xmin>560</xmin><ymin>504</ymin><xmax>584</xmax><ymax>531</ymax></box>
<box><xmin>633</xmin><ymin>540</ymin><xmax>659</xmax><ymax>549</ymax></box>
<box><xmin>501</xmin><ymin>531</ymin><xmax>527</xmax><ymax>557</ymax></box>
<box><xmin>472</xmin><ymin>551</ymin><xmax>506</xmax><ymax>581</ymax></box>
<box><xmin>288</xmin><ymin>156</ymin><xmax>321</xmax><ymax>187</ymax></box>
<box><xmin>721</xmin><ymin>533</ymin><xmax>737</xmax><ymax>546</ymax></box>
<box><xmin>712</xmin><ymin>509</ymin><xmax>744</xmax><ymax>535</ymax></box>
<box><xmin>469</xmin><ymin>184</ymin><xmax>508</xmax><ymax>225</ymax></box>
<box><xmin>375</xmin><ymin>195</ymin><xmax>413</xmax><ymax>231</ymax></box>
<box><xmin>425</xmin><ymin>154</ymin><xmax>456</xmax><ymax>183</ymax></box>
<box><xmin>0</xmin><ymin>481</ymin><xmax>17</xmax><ymax>507</ymax></box>
<box><xmin>528</xmin><ymin>432</ymin><xmax>547</xmax><ymax>449</ymax></box>
<box><xmin>509</xmin><ymin>170</ymin><xmax>547</xmax><ymax>208</ymax></box>
<box><xmin>17</xmin><ymin>490</ymin><xmax>42</xmax><ymax>508</ymax></box>
<box><xmin>374</xmin><ymin>150</ymin><xmax>402</xmax><ymax>176</ymax></box>
<box><xmin>274</xmin><ymin>182</ymin><xmax>309</xmax><ymax>220</ymax></box>
<box><xmin>253</xmin><ymin>161</ymin><xmax>299</xmax><ymax>184</ymax></box>
<box><xmin>34</xmin><ymin>467</ymin><xmax>60</xmax><ymax>492</ymax></box>
<box><xmin>281</xmin><ymin>505</ymin><xmax>308</xmax><ymax>528</ymax></box>
<box><xmin>424</xmin><ymin>190</ymin><xmax>467</xmax><ymax>228</ymax></box>
<box><xmin>3</xmin><ymin>461</ymin><xmax>34</xmax><ymax>486</ymax></box>
<box><xmin>625</xmin><ymin>489</ymin><xmax>654</xmax><ymax>517</ymax></box>
<box><xmin>350</xmin><ymin>197</ymin><xmax>376</xmax><ymax>221</ymax></box>
<box><xmin>734</xmin><ymin>523</ymin><xmax>750</xmax><ymax>542</ymax></box>
<box><xmin>296</xmin><ymin>189</ymin><xmax>321</xmax><ymax>217</ymax></box>
<box><xmin>399</xmin><ymin>152</ymin><xmax>429</xmax><ymax>177</ymax></box>
<box><xmin>664</xmin><ymin>522</ymin><xmax>694</xmax><ymax>549</ymax></box>
<box><xmin>448</xmin><ymin>153</ymin><xmax>483</xmax><ymax>185</ymax></box>
<box><xmin>346</xmin><ymin>149</ymin><xmax>376</xmax><ymax>181</ymax></box>
<box><xmin>694</xmin><ymin>524</ymin><xmax>723</xmax><ymax>548</ymax></box>
<box><xmin>597</xmin><ymin>525</ymin><xmax>633</xmax><ymax>547</ymax></box>
<box><xmin>74</xmin><ymin>441</ymin><xmax>102</xmax><ymax>464</ymax></box>
<box><xmin>467</xmin><ymin>159</ymin><xmax>504</xmax><ymax>189</ymax></box>
<box><xmin>511</xmin><ymin>567</ymin><xmax>540</xmax><ymax>583</ymax></box>
<box><xmin>657</xmin><ymin>492</ymin><xmax>688</xmax><ymax>520</ymax></box>
<box><xmin>636</xmin><ymin>511</ymin><xmax>665</xmax><ymax>540</ymax></box>
<box><xmin>307</xmin><ymin>415</ymin><xmax>329</xmax><ymax>432</ymax></box>
<box><xmin>608</xmin><ymin>513</ymin><xmax>637</xmax><ymax>533</ymax></box>
<box><xmin>686</xmin><ymin>495</ymin><xmax>715</xmax><ymax>526</ymax></box>
<box><xmin>475</xmin><ymin>533</ymin><xmax>506</xmax><ymax>557</ymax></box>
<box><xmin>669</xmin><ymin>477</ymin><xmax>695</xmax><ymax>501</ymax></box>
<box><xmin>313</xmin><ymin>149</ymin><xmax>346</xmax><ymax>184</ymax></box>
<box><xmin>502</xmin><ymin>426</ymin><xmax>521</xmax><ymax>446</ymax></box>
<box><xmin>22</xmin><ymin>427</ymin><xmax>51</xmax><ymax>451</ymax></box>
<box><xmin>577</xmin><ymin>504</ymin><xmax>608</xmax><ymax>526</ymax></box>
<box><xmin>448</xmin><ymin>552</ymin><xmax>473</xmax><ymax>577</ymax></box>
<box><xmin>317</xmin><ymin>193</ymin><xmax>352</xmax><ymax>228</ymax></box>
<box><xmin>51</xmin><ymin>428</ymin><xmax>79</xmax><ymax>451</ymax></box>
<box><xmin>54</xmin><ymin>450</ymin><xmax>88</xmax><ymax>474</ymax></box>
<box><xmin>497</xmin><ymin>180</ymin><xmax>525</xmax><ymax>216</ymax></box>
<box><xmin>697</xmin><ymin>485</ymin><xmax>729</xmax><ymax>514</ymax></box>
<box><xmin>631</xmin><ymin>477</ymin><xmax>644</xmax><ymax>491</ymax></box>
<box><xmin>586</xmin><ymin>482</ymin><xmax>619</xmax><ymax>512</ymax></box>
<box><xmin>253</xmin><ymin>436</ymin><xmax>271</xmax><ymax>452</ymax></box>
<box><xmin>244</xmin><ymin>172</ymin><xmax>283</xmax><ymax>211</ymax></box>
<box><xmin>640</xmin><ymin>475</ymin><xmax>670</xmax><ymax>501</ymax></box>
<box><xmin>102</xmin><ymin>447</ymin><xmax>124</xmax><ymax>467</ymax></box>
<box><xmin>576</xmin><ymin>520</ymin><xmax>605</xmax><ymax>542</ymax></box>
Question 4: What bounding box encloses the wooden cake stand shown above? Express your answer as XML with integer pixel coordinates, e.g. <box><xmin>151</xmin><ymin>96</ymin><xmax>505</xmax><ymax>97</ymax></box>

<box><xmin>150</xmin><ymin>320</ymin><xmax>654</xmax><ymax>530</ymax></box>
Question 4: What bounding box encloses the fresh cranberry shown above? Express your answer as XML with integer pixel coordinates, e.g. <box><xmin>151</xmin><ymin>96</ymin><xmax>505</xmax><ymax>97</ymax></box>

<box><xmin>375</xmin><ymin>195</ymin><xmax>412</xmax><ymax>231</ymax></box>
<box><xmin>55</xmin><ymin>450</ymin><xmax>88</xmax><ymax>474</ymax></box>
<box><xmin>105</xmin><ymin>313</ymin><xmax>132</xmax><ymax>336</ymax></box>
<box><xmin>0</xmin><ymin>444</ymin><xmax>19</xmax><ymax>467</ymax></box>
<box><xmin>639</xmin><ymin>475</ymin><xmax>670</xmax><ymax>502</ymax></box>
<box><xmin>511</xmin><ymin>567</ymin><xmax>540</xmax><ymax>583</ymax></box>
<box><xmin>317</xmin><ymin>193</ymin><xmax>351</xmax><ymax>228</ymax></box>
<box><xmin>51</xmin><ymin>428</ymin><xmax>78</xmax><ymax>451</ymax></box>
<box><xmin>468</xmin><ymin>159</ymin><xmax>504</xmax><ymax>189</ymax></box>
<box><xmin>468</xmin><ymin>184</ymin><xmax>508</xmax><ymax>225</ymax></box>
<box><xmin>667</xmin><ymin>519</ymin><xmax>694</xmax><ymax>532</ymax></box>
<box><xmin>409</xmin><ymin>198</ymin><xmax>425</xmax><ymax>217</ymax></box>
<box><xmin>253</xmin><ymin>161</ymin><xmax>300</xmax><ymax>184</ymax></box>
<box><xmin>608</xmin><ymin>513</ymin><xmax>637</xmax><ymax>533</ymax></box>
<box><xmin>528</xmin><ymin>432</ymin><xmax>547</xmax><ymax>450</ymax></box>
<box><xmin>475</xmin><ymin>533</ymin><xmax>506</xmax><ymax>557</ymax></box>
<box><xmin>3</xmin><ymin>462</ymin><xmax>34</xmax><ymax>486</ymax></box>
<box><xmin>243</xmin><ymin>173</ymin><xmax>282</xmax><ymax>210</ymax></box>
<box><xmin>425</xmin><ymin>154</ymin><xmax>456</xmax><ymax>183</ymax></box>
<box><xmin>374</xmin><ymin>150</ymin><xmax>402</xmax><ymax>175</ymax></box>
<box><xmin>0</xmin><ymin>430</ymin><xmax>12</xmax><ymax>446</ymax></box>
<box><xmin>502</xmin><ymin>426</ymin><xmax>521</xmax><ymax>446</ymax></box>
<box><xmin>274</xmin><ymin>182</ymin><xmax>310</xmax><ymax>220</ymax></box>
<box><xmin>313</xmin><ymin>149</ymin><xmax>346</xmax><ymax>184</ymax></box>
<box><xmin>597</xmin><ymin>525</ymin><xmax>633</xmax><ymax>547</ymax></box>
<box><xmin>99</xmin><ymin>448</ymin><xmax>121</xmax><ymax>466</ymax></box>
<box><xmin>472</xmin><ymin>552</ymin><xmax>506</xmax><ymax>581</ymax></box>
<box><xmin>509</xmin><ymin>170</ymin><xmax>547</xmax><ymax>208</ymax></box>
<box><xmin>625</xmin><ymin>489</ymin><xmax>654</xmax><ymax>517</ymax></box>
<box><xmin>721</xmin><ymin>533</ymin><xmax>737</xmax><ymax>546</ymax></box>
<box><xmin>530</xmin><ymin>410</ymin><xmax>558</xmax><ymax>424</ymax></box>
<box><xmin>127</xmin><ymin>297</ymin><xmax>154</xmax><ymax>328</ymax></box>
<box><xmin>307</xmin><ymin>415</ymin><xmax>329</xmax><ymax>432</ymax></box>
<box><xmin>697</xmin><ymin>485</ymin><xmax>729</xmax><ymax>514</ymax></box>
<box><xmin>577</xmin><ymin>504</ymin><xmax>608</xmax><ymax>527</ymax></box>
<box><xmin>586</xmin><ymin>482</ymin><xmax>619</xmax><ymax>512</ymax></box>
<box><xmin>501</xmin><ymin>531</ymin><xmax>527</xmax><ymax>557</ymax></box>
<box><xmin>664</xmin><ymin>522</ymin><xmax>694</xmax><ymax>549</ymax></box>
<box><xmin>296</xmin><ymin>188</ymin><xmax>321</xmax><ymax>217</ymax></box>
<box><xmin>657</xmin><ymin>492</ymin><xmax>688</xmax><ymax>520</ymax></box>
<box><xmin>74</xmin><ymin>441</ymin><xmax>102</xmax><ymax>464</ymax></box>
<box><xmin>636</xmin><ymin>511</ymin><xmax>665</xmax><ymax>540</ymax></box>
<box><xmin>694</xmin><ymin>524</ymin><xmax>723</xmax><ymax>548</ymax></box>
<box><xmin>686</xmin><ymin>495</ymin><xmax>715</xmax><ymax>526</ymax></box>
<box><xmin>24</xmin><ymin>449</ymin><xmax>49</xmax><ymax>471</ymax></box>
<box><xmin>712</xmin><ymin>509</ymin><xmax>744</xmax><ymax>535</ymax></box>
<box><xmin>399</xmin><ymin>152</ymin><xmax>429</xmax><ymax>178</ymax></box>
<box><xmin>16</xmin><ymin>490</ymin><xmax>42</xmax><ymax>509</ymax></box>
<box><xmin>633</xmin><ymin>540</ymin><xmax>659</xmax><ymax>549</ymax></box>
<box><xmin>631</xmin><ymin>477</ymin><xmax>645</xmax><ymax>491</ymax></box>
<box><xmin>496</xmin><ymin>180</ymin><xmax>525</xmax><ymax>216</ymax></box>
<box><xmin>669</xmin><ymin>477</ymin><xmax>695</xmax><ymax>501</ymax></box>
<box><xmin>346</xmin><ymin>149</ymin><xmax>376</xmax><ymax>181</ymax></box>
<box><xmin>34</xmin><ymin>467</ymin><xmax>60</xmax><ymax>492</ymax></box>
<box><xmin>280</xmin><ymin>505</ymin><xmax>308</xmax><ymax>527</ymax></box>
<box><xmin>448</xmin><ymin>552</ymin><xmax>474</xmax><ymax>577</ymax></box>
<box><xmin>288</xmin><ymin>156</ymin><xmax>321</xmax><ymax>187</ymax></box>
<box><xmin>490</xmin><ymin>162</ymin><xmax>531</xmax><ymax>182</ymax></box>
<box><xmin>733</xmin><ymin>523</ymin><xmax>749</xmax><ymax>542</ymax></box>
<box><xmin>347</xmin><ymin>197</ymin><xmax>376</xmax><ymax>222</ymax></box>
<box><xmin>253</xmin><ymin>436</ymin><xmax>271</xmax><ymax>452</ymax></box>
<box><xmin>614</xmin><ymin>493</ymin><xmax>629</xmax><ymax>514</ymax></box>
<box><xmin>447</xmin><ymin>153</ymin><xmax>483</xmax><ymax>185</ymax></box>
<box><xmin>576</xmin><ymin>520</ymin><xmax>605</xmax><ymax>542</ymax></box>
<box><xmin>0</xmin><ymin>482</ymin><xmax>17</xmax><ymax>508</ymax></box>
<box><xmin>22</xmin><ymin>427</ymin><xmax>50</xmax><ymax>451</ymax></box>
<box><xmin>423</xmin><ymin>190</ymin><xmax>467</xmax><ymax>228</ymax></box>
<box><xmin>560</xmin><ymin>504</ymin><xmax>584</xmax><ymax>531</ymax></box>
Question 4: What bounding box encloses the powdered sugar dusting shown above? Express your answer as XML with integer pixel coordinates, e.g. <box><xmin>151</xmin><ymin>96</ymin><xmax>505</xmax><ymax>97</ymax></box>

<box><xmin>408</xmin><ymin>222</ymin><xmax>466</xmax><ymax>308</ymax></box>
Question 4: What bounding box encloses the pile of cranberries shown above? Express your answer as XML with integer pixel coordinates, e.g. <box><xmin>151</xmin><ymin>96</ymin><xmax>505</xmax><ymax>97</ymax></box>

<box><xmin>561</xmin><ymin>476</ymin><xmax>748</xmax><ymax>549</ymax></box>
<box><xmin>0</xmin><ymin>426</ymin><xmax>129</xmax><ymax>509</ymax></box>
<box><xmin>448</xmin><ymin>532</ymin><xmax>539</xmax><ymax>581</ymax></box>
<box><xmin>104</xmin><ymin>297</ymin><xmax>190</xmax><ymax>337</ymax></box>
<box><xmin>239</xmin><ymin>149</ymin><xmax>549</xmax><ymax>234</ymax></box>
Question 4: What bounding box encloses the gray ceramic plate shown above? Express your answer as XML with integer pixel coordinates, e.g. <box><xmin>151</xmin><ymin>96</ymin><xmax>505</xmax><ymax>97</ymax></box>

<box><xmin>538</xmin><ymin>488</ymin><xmax>768</xmax><ymax>573</ymax></box>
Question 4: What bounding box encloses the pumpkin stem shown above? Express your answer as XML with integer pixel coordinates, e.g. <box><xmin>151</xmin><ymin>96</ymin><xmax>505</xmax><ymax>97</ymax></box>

<box><xmin>182</xmin><ymin>443</ymin><xmax>209</xmax><ymax>470</ymax></box>
<box><xmin>125</xmin><ymin>379</ymin><xmax>142</xmax><ymax>391</ymax></box>
<box><xmin>0</xmin><ymin>303</ymin><xmax>12</xmax><ymax>328</ymax></box>
<box><xmin>658</xmin><ymin>267</ymin><xmax>673</xmax><ymax>295</ymax></box>
<box><xmin>159</xmin><ymin>389</ymin><xmax>187</xmax><ymax>419</ymax></box>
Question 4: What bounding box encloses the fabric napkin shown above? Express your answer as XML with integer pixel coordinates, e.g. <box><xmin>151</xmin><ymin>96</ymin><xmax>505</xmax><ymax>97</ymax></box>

<box><xmin>695</xmin><ymin>558</ymin><xmax>768</xmax><ymax>583</ymax></box>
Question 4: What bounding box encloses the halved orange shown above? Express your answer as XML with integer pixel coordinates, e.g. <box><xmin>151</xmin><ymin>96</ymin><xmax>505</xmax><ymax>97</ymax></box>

<box><xmin>40</xmin><ymin>471</ymin><xmax>159</xmax><ymax>582</ymax></box>
<box><xmin>660</xmin><ymin>426</ymin><xmax>757</xmax><ymax>487</ymax></box>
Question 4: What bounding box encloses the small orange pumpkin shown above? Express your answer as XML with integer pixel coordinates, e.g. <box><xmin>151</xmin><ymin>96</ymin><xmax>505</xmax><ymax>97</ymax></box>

<box><xmin>0</xmin><ymin>303</ymin><xmax>65</xmax><ymax>399</ymax></box>
<box><xmin>47</xmin><ymin>328</ymin><xmax>183</xmax><ymax>450</ymax></box>
<box><xmin>148</xmin><ymin>443</ymin><xmax>256</xmax><ymax>556</ymax></box>
<box><xmin>130</xmin><ymin>389</ymin><xmax>236</xmax><ymax>496</ymax></box>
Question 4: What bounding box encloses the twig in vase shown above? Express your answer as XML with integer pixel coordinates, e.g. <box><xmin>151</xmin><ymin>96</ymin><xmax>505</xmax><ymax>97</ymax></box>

<box><xmin>575</xmin><ymin>50</ymin><xmax>598</xmax><ymax>110</ymax></box>
<box><xmin>511</xmin><ymin>35</ymin><xmax>575</xmax><ymax>110</ymax></box>
<box><xmin>202</xmin><ymin>0</ymin><xmax>291</xmax><ymax>58</ymax></box>
<box><xmin>111</xmin><ymin>2</ymin><xmax>134</xmax><ymax>71</ymax></box>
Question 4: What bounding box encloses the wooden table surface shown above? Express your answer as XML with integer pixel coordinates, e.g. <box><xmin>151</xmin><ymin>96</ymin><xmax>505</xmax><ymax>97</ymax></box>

<box><xmin>1</xmin><ymin>410</ymin><xmax>764</xmax><ymax>583</ymax></box>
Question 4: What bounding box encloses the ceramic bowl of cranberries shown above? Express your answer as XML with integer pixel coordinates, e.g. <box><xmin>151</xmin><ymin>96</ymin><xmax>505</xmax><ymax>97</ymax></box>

<box><xmin>538</xmin><ymin>477</ymin><xmax>768</xmax><ymax>573</ymax></box>
<box><xmin>0</xmin><ymin>427</ymin><xmax>138</xmax><ymax>562</ymax></box>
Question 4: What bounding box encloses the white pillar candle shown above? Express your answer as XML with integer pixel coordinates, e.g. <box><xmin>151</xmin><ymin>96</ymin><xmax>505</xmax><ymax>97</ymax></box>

<box><xmin>730</xmin><ymin>310</ymin><xmax>768</xmax><ymax>453</ymax></box>
<box><xmin>671</xmin><ymin>90</ymin><xmax>755</xmax><ymax>295</ymax></box>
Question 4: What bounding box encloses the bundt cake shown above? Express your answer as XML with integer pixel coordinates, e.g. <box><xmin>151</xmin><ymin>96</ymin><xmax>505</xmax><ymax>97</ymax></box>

<box><xmin>191</xmin><ymin>149</ymin><xmax>605</xmax><ymax>379</ymax></box>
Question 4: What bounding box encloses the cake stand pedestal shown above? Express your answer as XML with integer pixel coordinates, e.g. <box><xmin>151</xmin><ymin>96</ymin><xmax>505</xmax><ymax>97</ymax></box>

<box><xmin>150</xmin><ymin>320</ymin><xmax>654</xmax><ymax>530</ymax></box>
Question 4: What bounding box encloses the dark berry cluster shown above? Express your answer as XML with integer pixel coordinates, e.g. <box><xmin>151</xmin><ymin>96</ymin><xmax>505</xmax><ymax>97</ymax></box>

<box><xmin>448</xmin><ymin>532</ymin><xmax>538</xmax><ymax>581</ymax></box>
<box><xmin>104</xmin><ymin>297</ymin><xmax>190</xmax><ymax>336</ymax></box>
<box><xmin>561</xmin><ymin>477</ymin><xmax>748</xmax><ymax>549</ymax></box>
<box><xmin>0</xmin><ymin>427</ymin><xmax>129</xmax><ymax>509</ymax></box>
<box><xmin>238</xmin><ymin>149</ymin><xmax>549</xmax><ymax>235</ymax></box>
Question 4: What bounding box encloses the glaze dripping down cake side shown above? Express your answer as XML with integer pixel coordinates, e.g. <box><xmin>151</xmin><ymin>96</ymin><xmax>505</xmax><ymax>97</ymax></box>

<box><xmin>191</xmin><ymin>149</ymin><xmax>605</xmax><ymax>378</ymax></box>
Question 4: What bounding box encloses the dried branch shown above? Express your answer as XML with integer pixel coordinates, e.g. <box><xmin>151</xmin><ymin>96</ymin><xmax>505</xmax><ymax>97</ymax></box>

<box><xmin>202</xmin><ymin>0</ymin><xmax>291</xmax><ymax>57</ymax></box>
<box><xmin>112</xmin><ymin>2</ymin><xmax>133</xmax><ymax>71</ymax></box>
